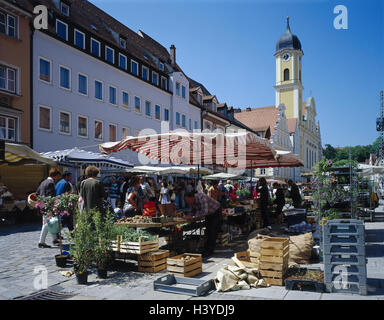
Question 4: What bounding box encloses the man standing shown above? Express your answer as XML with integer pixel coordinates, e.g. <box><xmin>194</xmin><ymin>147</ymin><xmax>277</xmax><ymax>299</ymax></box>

<box><xmin>108</xmin><ymin>176</ymin><xmax>119</xmax><ymax>210</ymax></box>
<box><xmin>288</xmin><ymin>179</ymin><xmax>302</xmax><ymax>208</ymax></box>
<box><xmin>79</xmin><ymin>166</ymin><xmax>106</xmax><ymax>213</ymax></box>
<box><xmin>257</xmin><ymin>177</ymin><xmax>272</xmax><ymax>230</ymax></box>
<box><xmin>187</xmin><ymin>192</ymin><xmax>221</xmax><ymax>257</ymax></box>
<box><xmin>178</xmin><ymin>178</ymin><xmax>186</xmax><ymax>209</ymax></box>
<box><xmin>36</xmin><ymin>167</ymin><xmax>61</xmax><ymax>248</ymax></box>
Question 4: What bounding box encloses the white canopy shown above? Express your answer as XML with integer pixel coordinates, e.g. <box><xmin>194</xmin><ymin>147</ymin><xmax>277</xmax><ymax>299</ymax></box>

<box><xmin>358</xmin><ymin>164</ymin><xmax>384</xmax><ymax>177</ymax></box>
<box><xmin>202</xmin><ymin>173</ymin><xmax>244</xmax><ymax>180</ymax></box>
<box><xmin>40</xmin><ymin>148</ymin><xmax>133</xmax><ymax>169</ymax></box>
<box><xmin>126</xmin><ymin>165</ymin><xmax>213</xmax><ymax>175</ymax></box>
<box><xmin>4</xmin><ymin>143</ymin><xmax>57</xmax><ymax>165</ymax></box>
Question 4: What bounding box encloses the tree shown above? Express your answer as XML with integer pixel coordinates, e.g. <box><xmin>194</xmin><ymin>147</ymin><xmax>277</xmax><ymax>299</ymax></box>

<box><xmin>323</xmin><ymin>144</ymin><xmax>337</xmax><ymax>160</ymax></box>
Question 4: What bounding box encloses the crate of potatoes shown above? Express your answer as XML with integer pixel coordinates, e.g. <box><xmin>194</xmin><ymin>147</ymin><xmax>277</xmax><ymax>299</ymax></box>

<box><xmin>167</xmin><ymin>253</ymin><xmax>202</xmax><ymax>277</ymax></box>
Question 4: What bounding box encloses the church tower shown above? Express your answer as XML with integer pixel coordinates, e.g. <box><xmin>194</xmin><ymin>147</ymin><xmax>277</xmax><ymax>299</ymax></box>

<box><xmin>274</xmin><ymin>17</ymin><xmax>304</xmax><ymax>121</ymax></box>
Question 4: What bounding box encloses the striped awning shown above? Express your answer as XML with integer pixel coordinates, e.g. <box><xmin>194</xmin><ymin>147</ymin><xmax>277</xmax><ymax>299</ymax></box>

<box><xmin>3</xmin><ymin>143</ymin><xmax>57</xmax><ymax>165</ymax></box>
<box><xmin>224</xmin><ymin>150</ymin><xmax>304</xmax><ymax>169</ymax></box>
<box><xmin>99</xmin><ymin>131</ymin><xmax>277</xmax><ymax>168</ymax></box>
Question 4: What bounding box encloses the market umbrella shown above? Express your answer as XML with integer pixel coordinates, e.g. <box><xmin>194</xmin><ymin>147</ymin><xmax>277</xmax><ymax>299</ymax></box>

<box><xmin>125</xmin><ymin>165</ymin><xmax>213</xmax><ymax>175</ymax></box>
<box><xmin>223</xmin><ymin>150</ymin><xmax>304</xmax><ymax>169</ymax></box>
<box><xmin>202</xmin><ymin>173</ymin><xmax>244</xmax><ymax>180</ymax></box>
<box><xmin>99</xmin><ymin>131</ymin><xmax>277</xmax><ymax>167</ymax></box>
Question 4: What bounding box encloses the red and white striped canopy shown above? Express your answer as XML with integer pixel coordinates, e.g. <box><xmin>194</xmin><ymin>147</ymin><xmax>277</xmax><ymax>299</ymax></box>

<box><xmin>224</xmin><ymin>150</ymin><xmax>304</xmax><ymax>169</ymax></box>
<box><xmin>99</xmin><ymin>131</ymin><xmax>278</xmax><ymax>168</ymax></box>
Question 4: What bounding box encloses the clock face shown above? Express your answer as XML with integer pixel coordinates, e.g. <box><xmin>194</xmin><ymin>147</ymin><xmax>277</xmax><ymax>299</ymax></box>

<box><xmin>282</xmin><ymin>53</ymin><xmax>290</xmax><ymax>61</ymax></box>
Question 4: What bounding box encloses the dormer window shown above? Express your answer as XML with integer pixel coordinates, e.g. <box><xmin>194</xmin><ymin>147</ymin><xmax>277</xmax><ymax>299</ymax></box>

<box><xmin>159</xmin><ymin>62</ymin><xmax>164</xmax><ymax>71</ymax></box>
<box><xmin>60</xmin><ymin>2</ymin><xmax>69</xmax><ymax>16</ymax></box>
<box><xmin>119</xmin><ymin>37</ymin><xmax>126</xmax><ymax>49</ymax></box>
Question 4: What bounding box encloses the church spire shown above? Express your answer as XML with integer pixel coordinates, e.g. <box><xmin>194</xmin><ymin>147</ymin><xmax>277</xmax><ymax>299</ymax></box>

<box><xmin>286</xmin><ymin>16</ymin><xmax>291</xmax><ymax>33</ymax></box>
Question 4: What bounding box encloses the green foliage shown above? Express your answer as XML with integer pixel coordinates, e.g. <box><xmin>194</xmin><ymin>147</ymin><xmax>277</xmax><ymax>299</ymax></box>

<box><xmin>236</xmin><ymin>188</ymin><xmax>251</xmax><ymax>198</ymax></box>
<box><xmin>324</xmin><ymin>138</ymin><xmax>379</xmax><ymax>163</ymax></box>
<box><xmin>93</xmin><ymin>209</ymin><xmax>115</xmax><ymax>269</ymax></box>
<box><xmin>332</xmin><ymin>159</ymin><xmax>359</xmax><ymax>168</ymax></box>
<box><xmin>111</xmin><ymin>225</ymin><xmax>157</xmax><ymax>242</ymax></box>
<box><xmin>68</xmin><ymin>209</ymin><xmax>95</xmax><ymax>274</ymax></box>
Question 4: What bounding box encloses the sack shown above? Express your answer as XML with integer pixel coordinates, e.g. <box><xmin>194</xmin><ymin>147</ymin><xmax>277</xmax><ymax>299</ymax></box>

<box><xmin>47</xmin><ymin>216</ymin><xmax>59</xmax><ymax>235</ymax></box>
<box><xmin>289</xmin><ymin>232</ymin><xmax>314</xmax><ymax>264</ymax></box>
<box><xmin>247</xmin><ymin>234</ymin><xmax>271</xmax><ymax>253</ymax></box>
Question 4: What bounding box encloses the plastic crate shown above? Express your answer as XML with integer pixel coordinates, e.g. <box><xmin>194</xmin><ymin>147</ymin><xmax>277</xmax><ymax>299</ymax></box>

<box><xmin>324</xmin><ymin>271</ymin><xmax>367</xmax><ymax>285</ymax></box>
<box><xmin>325</xmin><ymin>282</ymin><xmax>367</xmax><ymax>295</ymax></box>
<box><xmin>284</xmin><ymin>212</ymin><xmax>307</xmax><ymax>227</ymax></box>
<box><xmin>324</xmin><ymin>264</ymin><xmax>366</xmax><ymax>277</ymax></box>
<box><xmin>323</xmin><ymin>254</ymin><xmax>367</xmax><ymax>266</ymax></box>
<box><xmin>323</xmin><ymin>234</ymin><xmax>364</xmax><ymax>246</ymax></box>
<box><xmin>323</xmin><ymin>244</ymin><xmax>365</xmax><ymax>256</ymax></box>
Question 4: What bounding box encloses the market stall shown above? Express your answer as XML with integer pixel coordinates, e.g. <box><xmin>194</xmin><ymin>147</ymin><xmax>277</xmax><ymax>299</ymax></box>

<box><xmin>0</xmin><ymin>143</ymin><xmax>57</xmax><ymax>224</ymax></box>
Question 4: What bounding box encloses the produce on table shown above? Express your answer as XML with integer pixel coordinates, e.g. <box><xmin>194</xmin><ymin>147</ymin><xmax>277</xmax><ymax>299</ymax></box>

<box><xmin>111</xmin><ymin>225</ymin><xmax>157</xmax><ymax>242</ymax></box>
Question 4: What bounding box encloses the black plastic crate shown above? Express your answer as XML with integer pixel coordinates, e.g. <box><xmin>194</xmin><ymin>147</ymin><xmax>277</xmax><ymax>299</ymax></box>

<box><xmin>323</xmin><ymin>235</ymin><xmax>364</xmax><ymax>246</ymax></box>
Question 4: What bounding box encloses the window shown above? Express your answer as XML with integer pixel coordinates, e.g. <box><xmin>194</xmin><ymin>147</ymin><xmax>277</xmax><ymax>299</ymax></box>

<box><xmin>284</xmin><ymin>68</ymin><xmax>290</xmax><ymax>81</ymax></box>
<box><xmin>0</xmin><ymin>116</ymin><xmax>16</xmax><ymax>141</ymax></box>
<box><xmin>260</xmin><ymin>168</ymin><xmax>266</xmax><ymax>175</ymax></box>
<box><xmin>119</xmin><ymin>37</ymin><xmax>126</xmax><ymax>49</ymax></box>
<box><xmin>134</xmin><ymin>96</ymin><xmax>141</xmax><ymax>113</ymax></box>
<box><xmin>182</xmin><ymin>85</ymin><xmax>186</xmax><ymax>99</ymax></box>
<box><xmin>78</xmin><ymin>115</ymin><xmax>88</xmax><ymax>138</ymax></box>
<box><xmin>176</xmin><ymin>82</ymin><xmax>180</xmax><ymax>96</ymax></box>
<box><xmin>94</xmin><ymin>120</ymin><xmax>103</xmax><ymax>140</ymax></box>
<box><xmin>60</xmin><ymin>2</ymin><xmax>70</xmax><ymax>15</ymax></box>
<box><xmin>145</xmin><ymin>100</ymin><xmax>151</xmax><ymax>117</ymax></box>
<box><xmin>109</xmin><ymin>124</ymin><xmax>117</xmax><ymax>142</ymax></box>
<box><xmin>161</xmin><ymin>76</ymin><xmax>167</xmax><ymax>90</ymax></box>
<box><xmin>142</xmin><ymin>66</ymin><xmax>149</xmax><ymax>81</ymax></box>
<box><xmin>176</xmin><ymin>112</ymin><xmax>180</xmax><ymax>126</ymax></box>
<box><xmin>0</xmin><ymin>65</ymin><xmax>16</xmax><ymax>93</ymax></box>
<box><xmin>194</xmin><ymin>121</ymin><xmax>198</xmax><ymax>130</ymax></box>
<box><xmin>122</xmin><ymin>91</ymin><xmax>129</xmax><ymax>108</ymax></box>
<box><xmin>56</xmin><ymin>19</ymin><xmax>68</xmax><ymax>41</ymax></box>
<box><xmin>109</xmin><ymin>86</ymin><xmax>117</xmax><ymax>105</ymax></box>
<box><xmin>152</xmin><ymin>72</ymin><xmax>158</xmax><ymax>86</ymax></box>
<box><xmin>59</xmin><ymin>66</ymin><xmax>71</xmax><ymax>90</ymax></box>
<box><xmin>182</xmin><ymin>114</ymin><xmax>186</xmax><ymax>128</ymax></box>
<box><xmin>78</xmin><ymin>73</ymin><xmax>88</xmax><ymax>95</ymax></box>
<box><xmin>189</xmin><ymin>119</ymin><xmax>192</xmax><ymax>131</ymax></box>
<box><xmin>164</xmin><ymin>108</ymin><xmax>169</xmax><ymax>122</ymax></box>
<box><xmin>105</xmin><ymin>46</ymin><xmax>114</xmax><ymax>64</ymax></box>
<box><xmin>59</xmin><ymin>111</ymin><xmax>70</xmax><ymax>134</ymax></box>
<box><xmin>122</xmin><ymin>127</ymin><xmax>130</xmax><ymax>138</ymax></box>
<box><xmin>39</xmin><ymin>57</ymin><xmax>51</xmax><ymax>83</ymax></box>
<box><xmin>131</xmin><ymin>60</ymin><xmax>138</xmax><ymax>76</ymax></box>
<box><xmin>119</xmin><ymin>54</ymin><xmax>127</xmax><ymax>70</ymax></box>
<box><xmin>155</xmin><ymin>105</ymin><xmax>161</xmax><ymax>120</ymax></box>
<box><xmin>38</xmin><ymin>105</ymin><xmax>51</xmax><ymax>131</ymax></box>
<box><xmin>91</xmin><ymin>38</ymin><xmax>101</xmax><ymax>57</ymax></box>
<box><xmin>0</xmin><ymin>10</ymin><xmax>17</xmax><ymax>38</ymax></box>
<box><xmin>74</xmin><ymin>29</ymin><xmax>85</xmax><ymax>49</ymax></box>
<box><xmin>159</xmin><ymin>62</ymin><xmax>164</xmax><ymax>71</ymax></box>
<box><xmin>94</xmin><ymin>80</ymin><xmax>103</xmax><ymax>100</ymax></box>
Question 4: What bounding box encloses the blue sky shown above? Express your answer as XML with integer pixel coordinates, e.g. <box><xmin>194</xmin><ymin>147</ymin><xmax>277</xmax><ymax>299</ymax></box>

<box><xmin>89</xmin><ymin>0</ymin><xmax>384</xmax><ymax>147</ymax></box>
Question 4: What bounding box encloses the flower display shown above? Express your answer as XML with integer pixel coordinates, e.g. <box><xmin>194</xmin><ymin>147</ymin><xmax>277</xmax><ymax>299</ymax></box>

<box><xmin>36</xmin><ymin>193</ymin><xmax>80</xmax><ymax>220</ymax></box>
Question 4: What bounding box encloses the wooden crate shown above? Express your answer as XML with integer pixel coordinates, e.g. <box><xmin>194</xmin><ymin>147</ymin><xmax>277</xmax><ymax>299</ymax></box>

<box><xmin>259</xmin><ymin>237</ymin><xmax>289</xmax><ymax>286</ymax></box>
<box><xmin>138</xmin><ymin>250</ymin><xmax>170</xmax><ymax>262</ymax></box>
<box><xmin>233</xmin><ymin>251</ymin><xmax>259</xmax><ymax>269</ymax></box>
<box><xmin>114</xmin><ymin>235</ymin><xmax>159</xmax><ymax>254</ymax></box>
<box><xmin>261</xmin><ymin>237</ymin><xmax>289</xmax><ymax>250</ymax></box>
<box><xmin>167</xmin><ymin>253</ymin><xmax>202</xmax><ymax>277</ymax></box>
<box><xmin>138</xmin><ymin>263</ymin><xmax>167</xmax><ymax>273</ymax></box>
<box><xmin>249</xmin><ymin>250</ymin><xmax>261</xmax><ymax>263</ymax></box>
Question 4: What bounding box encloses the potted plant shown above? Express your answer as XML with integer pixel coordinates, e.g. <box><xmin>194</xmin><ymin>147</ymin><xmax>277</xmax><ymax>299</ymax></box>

<box><xmin>68</xmin><ymin>209</ymin><xmax>94</xmax><ymax>284</ymax></box>
<box><xmin>92</xmin><ymin>209</ymin><xmax>115</xmax><ymax>279</ymax></box>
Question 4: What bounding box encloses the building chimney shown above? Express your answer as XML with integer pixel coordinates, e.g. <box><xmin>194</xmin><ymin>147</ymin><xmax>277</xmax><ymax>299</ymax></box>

<box><xmin>170</xmin><ymin>45</ymin><xmax>176</xmax><ymax>67</ymax></box>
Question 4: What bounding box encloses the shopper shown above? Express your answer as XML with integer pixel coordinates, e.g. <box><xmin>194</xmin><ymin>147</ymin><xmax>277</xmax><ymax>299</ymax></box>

<box><xmin>79</xmin><ymin>166</ymin><xmax>106</xmax><ymax>213</ymax></box>
<box><xmin>187</xmin><ymin>192</ymin><xmax>221</xmax><ymax>257</ymax></box>
<box><xmin>208</xmin><ymin>181</ymin><xmax>219</xmax><ymax>201</ymax></box>
<box><xmin>258</xmin><ymin>177</ymin><xmax>272</xmax><ymax>230</ymax></box>
<box><xmin>55</xmin><ymin>172</ymin><xmax>73</xmax><ymax>196</ymax></box>
<box><xmin>108</xmin><ymin>176</ymin><xmax>119</xmax><ymax>210</ymax></box>
<box><xmin>123</xmin><ymin>176</ymin><xmax>140</xmax><ymax>217</ymax></box>
<box><xmin>224</xmin><ymin>180</ymin><xmax>233</xmax><ymax>195</ymax></box>
<box><xmin>288</xmin><ymin>179</ymin><xmax>302</xmax><ymax>208</ymax></box>
<box><xmin>273</xmin><ymin>183</ymin><xmax>285</xmax><ymax>224</ymax></box>
<box><xmin>177</xmin><ymin>178</ymin><xmax>186</xmax><ymax>209</ymax></box>
<box><xmin>36</xmin><ymin>167</ymin><xmax>61</xmax><ymax>248</ymax></box>
<box><xmin>159</xmin><ymin>181</ymin><xmax>171</xmax><ymax>204</ymax></box>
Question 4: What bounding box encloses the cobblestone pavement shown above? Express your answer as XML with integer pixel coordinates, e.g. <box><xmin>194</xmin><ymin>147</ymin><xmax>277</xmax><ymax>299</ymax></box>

<box><xmin>1</xmin><ymin>209</ymin><xmax>384</xmax><ymax>300</ymax></box>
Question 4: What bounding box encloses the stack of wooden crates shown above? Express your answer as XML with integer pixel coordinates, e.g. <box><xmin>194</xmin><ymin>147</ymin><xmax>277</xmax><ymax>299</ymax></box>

<box><xmin>138</xmin><ymin>250</ymin><xmax>170</xmax><ymax>273</ymax></box>
<box><xmin>166</xmin><ymin>253</ymin><xmax>202</xmax><ymax>277</ymax></box>
<box><xmin>259</xmin><ymin>238</ymin><xmax>289</xmax><ymax>286</ymax></box>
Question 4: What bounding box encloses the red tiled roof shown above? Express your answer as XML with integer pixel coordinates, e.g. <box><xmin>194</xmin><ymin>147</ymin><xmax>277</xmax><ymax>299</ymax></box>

<box><xmin>234</xmin><ymin>106</ymin><xmax>279</xmax><ymax>134</ymax></box>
